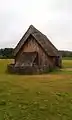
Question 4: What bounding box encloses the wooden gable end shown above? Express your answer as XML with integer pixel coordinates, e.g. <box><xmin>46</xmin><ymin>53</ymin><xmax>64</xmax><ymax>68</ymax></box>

<box><xmin>15</xmin><ymin>35</ymin><xmax>53</xmax><ymax>67</ymax></box>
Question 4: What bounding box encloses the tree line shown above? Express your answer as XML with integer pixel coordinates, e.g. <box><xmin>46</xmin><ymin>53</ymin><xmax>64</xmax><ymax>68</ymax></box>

<box><xmin>59</xmin><ymin>50</ymin><xmax>72</xmax><ymax>57</ymax></box>
<box><xmin>0</xmin><ymin>48</ymin><xmax>14</xmax><ymax>59</ymax></box>
<box><xmin>0</xmin><ymin>48</ymin><xmax>72</xmax><ymax>59</ymax></box>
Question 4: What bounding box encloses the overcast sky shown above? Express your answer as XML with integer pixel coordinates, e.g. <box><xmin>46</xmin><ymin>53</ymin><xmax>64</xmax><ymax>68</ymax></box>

<box><xmin>0</xmin><ymin>0</ymin><xmax>72</xmax><ymax>51</ymax></box>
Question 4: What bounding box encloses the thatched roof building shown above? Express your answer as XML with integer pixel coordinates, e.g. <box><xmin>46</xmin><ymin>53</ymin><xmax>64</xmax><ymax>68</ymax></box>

<box><xmin>8</xmin><ymin>25</ymin><xmax>62</xmax><ymax>74</ymax></box>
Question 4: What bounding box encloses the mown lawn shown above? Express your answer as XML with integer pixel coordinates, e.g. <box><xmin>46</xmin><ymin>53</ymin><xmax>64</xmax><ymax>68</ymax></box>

<box><xmin>62</xmin><ymin>58</ymin><xmax>72</xmax><ymax>68</ymax></box>
<box><xmin>0</xmin><ymin>59</ymin><xmax>72</xmax><ymax>120</ymax></box>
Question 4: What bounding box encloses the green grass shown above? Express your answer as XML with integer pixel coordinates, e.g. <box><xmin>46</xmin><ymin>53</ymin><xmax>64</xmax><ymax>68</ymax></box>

<box><xmin>62</xmin><ymin>59</ymin><xmax>72</xmax><ymax>68</ymax></box>
<box><xmin>0</xmin><ymin>59</ymin><xmax>72</xmax><ymax>120</ymax></box>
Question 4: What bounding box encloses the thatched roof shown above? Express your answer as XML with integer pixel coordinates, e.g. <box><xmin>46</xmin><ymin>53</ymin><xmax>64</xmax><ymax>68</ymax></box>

<box><xmin>15</xmin><ymin>52</ymin><xmax>37</xmax><ymax>67</ymax></box>
<box><xmin>14</xmin><ymin>25</ymin><xmax>59</xmax><ymax>57</ymax></box>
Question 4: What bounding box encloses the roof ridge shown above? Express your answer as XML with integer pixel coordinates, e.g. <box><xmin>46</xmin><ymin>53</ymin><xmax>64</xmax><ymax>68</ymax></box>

<box><xmin>14</xmin><ymin>25</ymin><xmax>59</xmax><ymax>57</ymax></box>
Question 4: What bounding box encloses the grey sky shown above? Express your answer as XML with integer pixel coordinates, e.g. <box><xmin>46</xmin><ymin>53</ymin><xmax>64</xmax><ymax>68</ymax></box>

<box><xmin>0</xmin><ymin>0</ymin><xmax>72</xmax><ymax>50</ymax></box>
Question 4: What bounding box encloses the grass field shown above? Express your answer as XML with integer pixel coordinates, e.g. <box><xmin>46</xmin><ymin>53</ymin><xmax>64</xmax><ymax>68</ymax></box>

<box><xmin>62</xmin><ymin>59</ymin><xmax>72</xmax><ymax>68</ymax></box>
<box><xmin>0</xmin><ymin>59</ymin><xmax>72</xmax><ymax>120</ymax></box>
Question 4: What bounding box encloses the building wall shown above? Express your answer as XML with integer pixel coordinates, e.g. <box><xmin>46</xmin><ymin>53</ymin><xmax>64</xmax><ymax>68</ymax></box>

<box><xmin>15</xmin><ymin>35</ymin><xmax>55</xmax><ymax>67</ymax></box>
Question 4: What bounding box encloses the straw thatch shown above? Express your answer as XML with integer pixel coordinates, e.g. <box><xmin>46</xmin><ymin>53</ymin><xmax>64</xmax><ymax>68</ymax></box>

<box><xmin>14</xmin><ymin>25</ymin><xmax>59</xmax><ymax>57</ymax></box>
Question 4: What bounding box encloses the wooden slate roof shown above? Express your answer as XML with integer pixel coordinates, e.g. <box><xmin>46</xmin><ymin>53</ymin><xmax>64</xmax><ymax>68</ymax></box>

<box><xmin>14</xmin><ymin>25</ymin><xmax>59</xmax><ymax>57</ymax></box>
<box><xmin>15</xmin><ymin>52</ymin><xmax>37</xmax><ymax>67</ymax></box>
